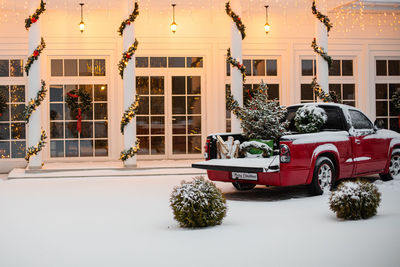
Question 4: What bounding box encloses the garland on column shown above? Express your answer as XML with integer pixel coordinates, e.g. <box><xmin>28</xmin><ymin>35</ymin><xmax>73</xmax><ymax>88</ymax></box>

<box><xmin>120</xmin><ymin>94</ymin><xmax>140</xmax><ymax>133</ymax></box>
<box><xmin>25</xmin><ymin>0</ymin><xmax>46</xmax><ymax>30</ymax></box>
<box><xmin>0</xmin><ymin>92</ymin><xmax>7</xmax><ymax>117</ymax></box>
<box><xmin>25</xmin><ymin>129</ymin><xmax>47</xmax><ymax>162</ymax></box>
<box><xmin>118</xmin><ymin>39</ymin><xmax>139</xmax><ymax>79</ymax></box>
<box><xmin>120</xmin><ymin>139</ymin><xmax>140</xmax><ymax>162</ymax></box>
<box><xmin>65</xmin><ymin>89</ymin><xmax>92</xmax><ymax>133</ymax></box>
<box><xmin>118</xmin><ymin>1</ymin><xmax>139</xmax><ymax>36</ymax></box>
<box><xmin>311</xmin><ymin>77</ymin><xmax>340</xmax><ymax>103</ymax></box>
<box><xmin>227</xmin><ymin>48</ymin><xmax>246</xmax><ymax>82</ymax></box>
<box><xmin>311</xmin><ymin>38</ymin><xmax>332</xmax><ymax>68</ymax></box>
<box><xmin>25</xmin><ymin>37</ymin><xmax>46</xmax><ymax>76</ymax></box>
<box><xmin>226</xmin><ymin>87</ymin><xmax>242</xmax><ymax>118</ymax></box>
<box><xmin>225</xmin><ymin>1</ymin><xmax>246</xmax><ymax>40</ymax></box>
<box><xmin>311</xmin><ymin>1</ymin><xmax>333</xmax><ymax>34</ymax></box>
<box><xmin>24</xmin><ymin>80</ymin><xmax>47</xmax><ymax>122</ymax></box>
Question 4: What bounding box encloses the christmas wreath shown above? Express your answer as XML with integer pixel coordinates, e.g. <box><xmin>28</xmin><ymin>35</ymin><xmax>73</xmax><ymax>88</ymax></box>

<box><xmin>118</xmin><ymin>39</ymin><xmax>139</xmax><ymax>79</ymax></box>
<box><xmin>294</xmin><ymin>105</ymin><xmax>327</xmax><ymax>133</ymax></box>
<box><xmin>225</xmin><ymin>1</ymin><xmax>246</xmax><ymax>40</ymax></box>
<box><xmin>25</xmin><ymin>129</ymin><xmax>47</xmax><ymax>162</ymax></box>
<box><xmin>118</xmin><ymin>1</ymin><xmax>139</xmax><ymax>36</ymax></box>
<box><xmin>24</xmin><ymin>80</ymin><xmax>47</xmax><ymax>122</ymax></box>
<box><xmin>392</xmin><ymin>90</ymin><xmax>400</xmax><ymax>111</ymax></box>
<box><xmin>25</xmin><ymin>37</ymin><xmax>46</xmax><ymax>76</ymax></box>
<box><xmin>66</xmin><ymin>89</ymin><xmax>92</xmax><ymax>133</ymax></box>
<box><xmin>227</xmin><ymin>48</ymin><xmax>246</xmax><ymax>82</ymax></box>
<box><xmin>120</xmin><ymin>139</ymin><xmax>140</xmax><ymax>162</ymax></box>
<box><xmin>25</xmin><ymin>0</ymin><xmax>46</xmax><ymax>30</ymax></box>
<box><xmin>0</xmin><ymin>91</ymin><xmax>7</xmax><ymax>117</ymax></box>
<box><xmin>312</xmin><ymin>0</ymin><xmax>332</xmax><ymax>34</ymax></box>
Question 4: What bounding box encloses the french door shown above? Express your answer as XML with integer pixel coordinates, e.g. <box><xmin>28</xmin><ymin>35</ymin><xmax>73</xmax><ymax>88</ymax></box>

<box><xmin>136</xmin><ymin>70</ymin><xmax>204</xmax><ymax>159</ymax></box>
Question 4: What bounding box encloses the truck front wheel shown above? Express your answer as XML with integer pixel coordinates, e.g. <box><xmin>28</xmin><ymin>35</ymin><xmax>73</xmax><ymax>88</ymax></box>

<box><xmin>380</xmin><ymin>149</ymin><xmax>400</xmax><ymax>181</ymax></box>
<box><xmin>309</xmin><ymin>156</ymin><xmax>335</xmax><ymax>196</ymax></box>
<box><xmin>232</xmin><ymin>181</ymin><xmax>256</xmax><ymax>191</ymax></box>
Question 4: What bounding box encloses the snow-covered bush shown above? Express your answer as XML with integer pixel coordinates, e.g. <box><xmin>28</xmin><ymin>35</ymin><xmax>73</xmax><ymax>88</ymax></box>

<box><xmin>329</xmin><ymin>180</ymin><xmax>381</xmax><ymax>220</ymax></box>
<box><xmin>239</xmin><ymin>140</ymin><xmax>272</xmax><ymax>157</ymax></box>
<box><xmin>170</xmin><ymin>176</ymin><xmax>227</xmax><ymax>228</ymax></box>
<box><xmin>294</xmin><ymin>105</ymin><xmax>327</xmax><ymax>133</ymax></box>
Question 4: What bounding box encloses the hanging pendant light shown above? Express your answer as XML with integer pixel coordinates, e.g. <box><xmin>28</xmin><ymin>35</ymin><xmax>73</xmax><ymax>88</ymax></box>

<box><xmin>264</xmin><ymin>5</ymin><xmax>270</xmax><ymax>35</ymax></box>
<box><xmin>79</xmin><ymin>3</ymin><xmax>85</xmax><ymax>33</ymax></box>
<box><xmin>170</xmin><ymin>4</ymin><xmax>177</xmax><ymax>34</ymax></box>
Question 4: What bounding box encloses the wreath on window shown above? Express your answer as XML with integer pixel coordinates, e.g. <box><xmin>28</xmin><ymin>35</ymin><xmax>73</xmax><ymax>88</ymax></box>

<box><xmin>391</xmin><ymin>89</ymin><xmax>400</xmax><ymax>111</ymax></box>
<box><xmin>294</xmin><ymin>105</ymin><xmax>327</xmax><ymax>133</ymax></box>
<box><xmin>0</xmin><ymin>92</ymin><xmax>7</xmax><ymax>117</ymax></box>
<box><xmin>65</xmin><ymin>89</ymin><xmax>92</xmax><ymax>133</ymax></box>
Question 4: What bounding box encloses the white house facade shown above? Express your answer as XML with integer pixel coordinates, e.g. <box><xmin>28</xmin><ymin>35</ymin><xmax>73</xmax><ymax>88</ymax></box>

<box><xmin>0</xmin><ymin>0</ymin><xmax>399</xmax><ymax>172</ymax></box>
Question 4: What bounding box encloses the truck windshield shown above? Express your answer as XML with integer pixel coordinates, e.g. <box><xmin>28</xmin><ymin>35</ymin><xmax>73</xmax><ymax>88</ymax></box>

<box><xmin>285</xmin><ymin>105</ymin><xmax>347</xmax><ymax>132</ymax></box>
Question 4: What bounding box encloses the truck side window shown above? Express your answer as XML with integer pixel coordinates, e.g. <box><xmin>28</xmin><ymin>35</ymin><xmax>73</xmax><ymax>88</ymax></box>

<box><xmin>320</xmin><ymin>107</ymin><xmax>346</xmax><ymax>131</ymax></box>
<box><xmin>349</xmin><ymin>110</ymin><xmax>373</xmax><ymax>130</ymax></box>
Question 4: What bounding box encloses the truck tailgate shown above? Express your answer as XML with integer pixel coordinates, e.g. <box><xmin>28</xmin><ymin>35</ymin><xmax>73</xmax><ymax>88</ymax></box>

<box><xmin>192</xmin><ymin>156</ymin><xmax>279</xmax><ymax>173</ymax></box>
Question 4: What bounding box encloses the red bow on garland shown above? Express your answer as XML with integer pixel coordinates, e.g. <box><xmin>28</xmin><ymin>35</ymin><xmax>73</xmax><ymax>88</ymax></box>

<box><xmin>67</xmin><ymin>92</ymin><xmax>82</xmax><ymax>133</ymax></box>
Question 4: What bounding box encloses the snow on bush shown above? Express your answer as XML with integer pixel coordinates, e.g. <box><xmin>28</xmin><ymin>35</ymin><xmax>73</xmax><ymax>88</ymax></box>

<box><xmin>294</xmin><ymin>105</ymin><xmax>327</xmax><ymax>133</ymax></box>
<box><xmin>329</xmin><ymin>180</ymin><xmax>381</xmax><ymax>220</ymax></box>
<box><xmin>170</xmin><ymin>176</ymin><xmax>227</xmax><ymax>228</ymax></box>
<box><xmin>240</xmin><ymin>140</ymin><xmax>272</xmax><ymax>157</ymax></box>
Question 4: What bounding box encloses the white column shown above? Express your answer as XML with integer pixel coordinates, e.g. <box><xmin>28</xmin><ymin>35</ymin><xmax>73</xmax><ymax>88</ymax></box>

<box><xmin>230</xmin><ymin>0</ymin><xmax>243</xmax><ymax>133</ymax></box>
<box><xmin>27</xmin><ymin>0</ymin><xmax>42</xmax><ymax>169</ymax></box>
<box><xmin>123</xmin><ymin>0</ymin><xmax>136</xmax><ymax>167</ymax></box>
<box><xmin>315</xmin><ymin>0</ymin><xmax>329</xmax><ymax>94</ymax></box>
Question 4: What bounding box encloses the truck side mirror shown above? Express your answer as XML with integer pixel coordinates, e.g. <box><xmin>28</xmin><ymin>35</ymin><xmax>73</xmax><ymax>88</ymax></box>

<box><xmin>374</xmin><ymin>119</ymin><xmax>384</xmax><ymax>130</ymax></box>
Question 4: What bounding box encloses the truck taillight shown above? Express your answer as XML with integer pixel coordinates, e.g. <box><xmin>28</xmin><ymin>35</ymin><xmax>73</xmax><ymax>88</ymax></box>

<box><xmin>204</xmin><ymin>139</ymin><xmax>211</xmax><ymax>160</ymax></box>
<box><xmin>280</xmin><ymin>144</ymin><xmax>291</xmax><ymax>163</ymax></box>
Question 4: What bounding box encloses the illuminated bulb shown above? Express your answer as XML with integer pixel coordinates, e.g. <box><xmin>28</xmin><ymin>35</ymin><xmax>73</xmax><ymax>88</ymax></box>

<box><xmin>170</xmin><ymin>22</ymin><xmax>177</xmax><ymax>33</ymax></box>
<box><xmin>79</xmin><ymin>21</ymin><xmax>85</xmax><ymax>33</ymax></box>
<box><xmin>264</xmin><ymin>22</ymin><xmax>270</xmax><ymax>34</ymax></box>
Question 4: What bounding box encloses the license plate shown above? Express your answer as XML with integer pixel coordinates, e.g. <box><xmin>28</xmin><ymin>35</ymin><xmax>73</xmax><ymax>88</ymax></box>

<box><xmin>232</xmin><ymin>172</ymin><xmax>258</xmax><ymax>181</ymax></box>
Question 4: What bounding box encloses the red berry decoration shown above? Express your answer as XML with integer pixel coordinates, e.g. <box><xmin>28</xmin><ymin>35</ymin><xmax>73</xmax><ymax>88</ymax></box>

<box><xmin>33</xmin><ymin>50</ymin><xmax>39</xmax><ymax>57</ymax></box>
<box><xmin>31</xmin><ymin>17</ymin><xmax>37</xmax><ymax>23</ymax></box>
<box><xmin>126</xmin><ymin>54</ymin><xmax>131</xmax><ymax>59</ymax></box>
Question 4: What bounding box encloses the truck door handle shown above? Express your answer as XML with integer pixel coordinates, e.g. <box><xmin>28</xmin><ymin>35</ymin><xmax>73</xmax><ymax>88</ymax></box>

<box><xmin>355</xmin><ymin>139</ymin><xmax>361</xmax><ymax>144</ymax></box>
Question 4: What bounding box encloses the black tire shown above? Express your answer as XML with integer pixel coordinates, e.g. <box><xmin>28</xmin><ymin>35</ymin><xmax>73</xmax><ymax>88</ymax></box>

<box><xmin>309</xmin><ymin>156</ymin><xmax>336</xmax><ymax>196</ymax></box>
<box><xmin>380</xmin><ymin>149</ymin><xmax>400</xmax><ymax>181</ymax></box>
<box><xmin>232</xmin><ymin>181</ymin><xmax>256</xmax><ymax>191</ymax></box>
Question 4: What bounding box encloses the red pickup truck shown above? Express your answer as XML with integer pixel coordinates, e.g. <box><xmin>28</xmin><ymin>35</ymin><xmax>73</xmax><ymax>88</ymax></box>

<box><xmin>193</xmin><ymin>103</ymin><xmax>400</xmax><ymax>195</ymax></box>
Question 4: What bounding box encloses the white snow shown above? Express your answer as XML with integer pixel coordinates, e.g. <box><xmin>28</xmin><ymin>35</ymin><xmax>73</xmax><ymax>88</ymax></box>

<box><xmin>194</xmin><ymin>156</ymin><xmax>279</xmax><ymax>171</ymax></box>
<box><xmin>282</xmin><ymin>131</ymin><xmax>349</xmax><ymax>144</ymax></box>
<box><xmin>0</xmin><ymin>173</ymin><xmax>399</xmax><ymax>267</ymax></box>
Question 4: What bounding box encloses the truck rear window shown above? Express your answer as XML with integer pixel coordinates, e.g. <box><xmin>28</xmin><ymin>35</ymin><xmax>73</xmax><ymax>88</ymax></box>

<box><xmin>286</xmin><ymin>105</ymin><xmax>347</xmax><ymax>132</ymax></box>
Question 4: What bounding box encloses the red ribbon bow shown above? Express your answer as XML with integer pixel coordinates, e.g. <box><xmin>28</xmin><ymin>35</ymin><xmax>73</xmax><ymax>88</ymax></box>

<box><xmin>67</xmin><ymin>92</ymin><xmax>82</xmax><ymax>133</ymax></box>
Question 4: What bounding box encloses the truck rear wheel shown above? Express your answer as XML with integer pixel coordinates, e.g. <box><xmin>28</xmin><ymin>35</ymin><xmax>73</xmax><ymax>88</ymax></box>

<box><xmin>232</xmin><ymin>181</ymin><xmax>256</xmax><ymax>191</ymax></box>
<box><xmin>309</xmin><ymin>156</ymin><xmax>335</xmax><ymax>196</ymax></box>
<box><xmin>380</xmin><ymin>149</ymin><xmax>400</xmax><ymax>181</ymax></box>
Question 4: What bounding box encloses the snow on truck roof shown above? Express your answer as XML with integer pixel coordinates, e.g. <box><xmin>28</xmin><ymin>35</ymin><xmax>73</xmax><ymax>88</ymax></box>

<box><xmin>287</xmin><ymin>102</ymin><xmax>364</xmax><ymax>114</ymax></box>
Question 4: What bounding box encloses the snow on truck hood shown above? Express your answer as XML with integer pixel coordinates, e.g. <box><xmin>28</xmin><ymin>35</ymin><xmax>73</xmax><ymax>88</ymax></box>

<box><xmin>280</xmin><ymin>131</ymin><xmax>350</xmax><ymax>144</ymax></box>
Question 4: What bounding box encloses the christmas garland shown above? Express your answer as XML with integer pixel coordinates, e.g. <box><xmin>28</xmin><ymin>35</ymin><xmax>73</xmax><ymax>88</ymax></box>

<box><xmin>311</xmin><ymin>0</ymin><xmax>333</xmax><ymax>34</ymax></box>
<box><xmin>225</xmin><ymin>1</ymin><xmax>246</xmax><ymax>40</ymax></box>
<box><xmin>311</xmin><ymin>77</ymin><xmax>340</xmax><ymax>103</ymax></box>
<box><xmin>25</xmin><ymin>37</ymin><xmax>46</xmax><ymax>76</ymax></box>
<box><xmin>294</xmin><ymin>105</ymin><xmax>327</xmax><ymax>133</ymax></box>
<box><xmin>25</xmin><ymin>0</ymin><xmax>46</xmax><ymax>30</ymax></box>
<box><xmin>65</xmin><ymin>89</ymin><xmax>92</xmax><ymax>133</ymax></box>
<box><xmin>118</xmin><ymin>39</ymin><xmax>139</xmax><ymax>79</ymax></box>
<box><xmin>227</xmin><ymin>48</ymin><xmax>246</xmax><ymax>82</ymax></box>
<box><xmin>120</xmin><ymin>95</ymin><xmax>140</xmax><ymax>134</ymax></box>
<box><xmin>0</xmin><ymin>92</ymin><xmax>7</xmax><ymax>117</ymax></box>
<box><xmin>226</xmin><ymin>86</ymin><xmax>242</xmax><ymax>119</ymax></box>
<box><xmin>25</xmin><ymin>129</ymin><xmax>47</xmax><ymax>162</ymax></box>
<box><xmin>311</xmin><ymin>38</ymin><xmax>332</xmax><ymax>68</ymax></box>
<box><xmin>24</xmin><ymin>80</ymin><xmax>47</xmax><ymax>123</ymax></box>
<box><xmin>118</xmin><ymin>1</ymin><xmax>139</xmax><ymax>36</ymax></box>
<box><xmin>120</xmin><ymin>139</ymin><xmax>140</xmax><ymax>162</ymax></box>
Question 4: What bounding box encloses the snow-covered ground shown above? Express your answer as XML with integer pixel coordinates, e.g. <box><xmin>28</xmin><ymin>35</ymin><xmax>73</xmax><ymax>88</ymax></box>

<box><xmin>0</xmin><ymin>173</ymin><xmax>399</xmax><ymax>267</ymax></box>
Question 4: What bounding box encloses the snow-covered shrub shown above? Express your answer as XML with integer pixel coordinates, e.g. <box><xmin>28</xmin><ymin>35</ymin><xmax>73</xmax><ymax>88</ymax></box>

<box><xmin>170</xmin><ymin>176</ymin><xmax>227</xmax><ymax>228</ymax></box>
<box><xmin>240</xmin><ymin>140</ymin><xmax>272</xmax><ymax>157</ymax></box>
<box><xmin>329</xmin><ymin>180</ymin><xmax>381</xmax><ymax>220</ymax></box>
<box><xmin>294</xmin><ymin>105</ymin><xmax>327</xmax><ymax>133</ymax></box>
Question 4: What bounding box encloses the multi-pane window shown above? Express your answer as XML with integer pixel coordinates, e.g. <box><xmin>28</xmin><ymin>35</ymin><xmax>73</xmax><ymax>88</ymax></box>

<box><xmin>0</xmin><ymin>59</ymin><xmax>25</xmax><ymax>159</ymax></box>
<box><xmin>300</xmin><ymin>59</ymin><xmax>356</xmax><ymax>106</ymax></box>
<box><xmin>49</xmin><ymin>84</ymin><xmax>108</xmax><ymax>157</ymax></box>
<box><xmin>375</xmin><ymin>59</ymin><xmax>400</xmax><ymax>132</ymax></box>
<box><xmin>136</xmin><ymin>57</ymin><xmax>203</xmax><ymax>68</ymax></box>
<box><xmin>225</xmin><ymin>58</ymin><xmax>280</xmax><ymax>132</ymax></box>
<box><xmin>51</xmin><ymin>59</ymin><xmax>106</xmax><ymax>77</ymax></box>
<box><xmin>136</xmin><ymin>76</ymin><xmax>166</xmax><ymax>155</ymax></box>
